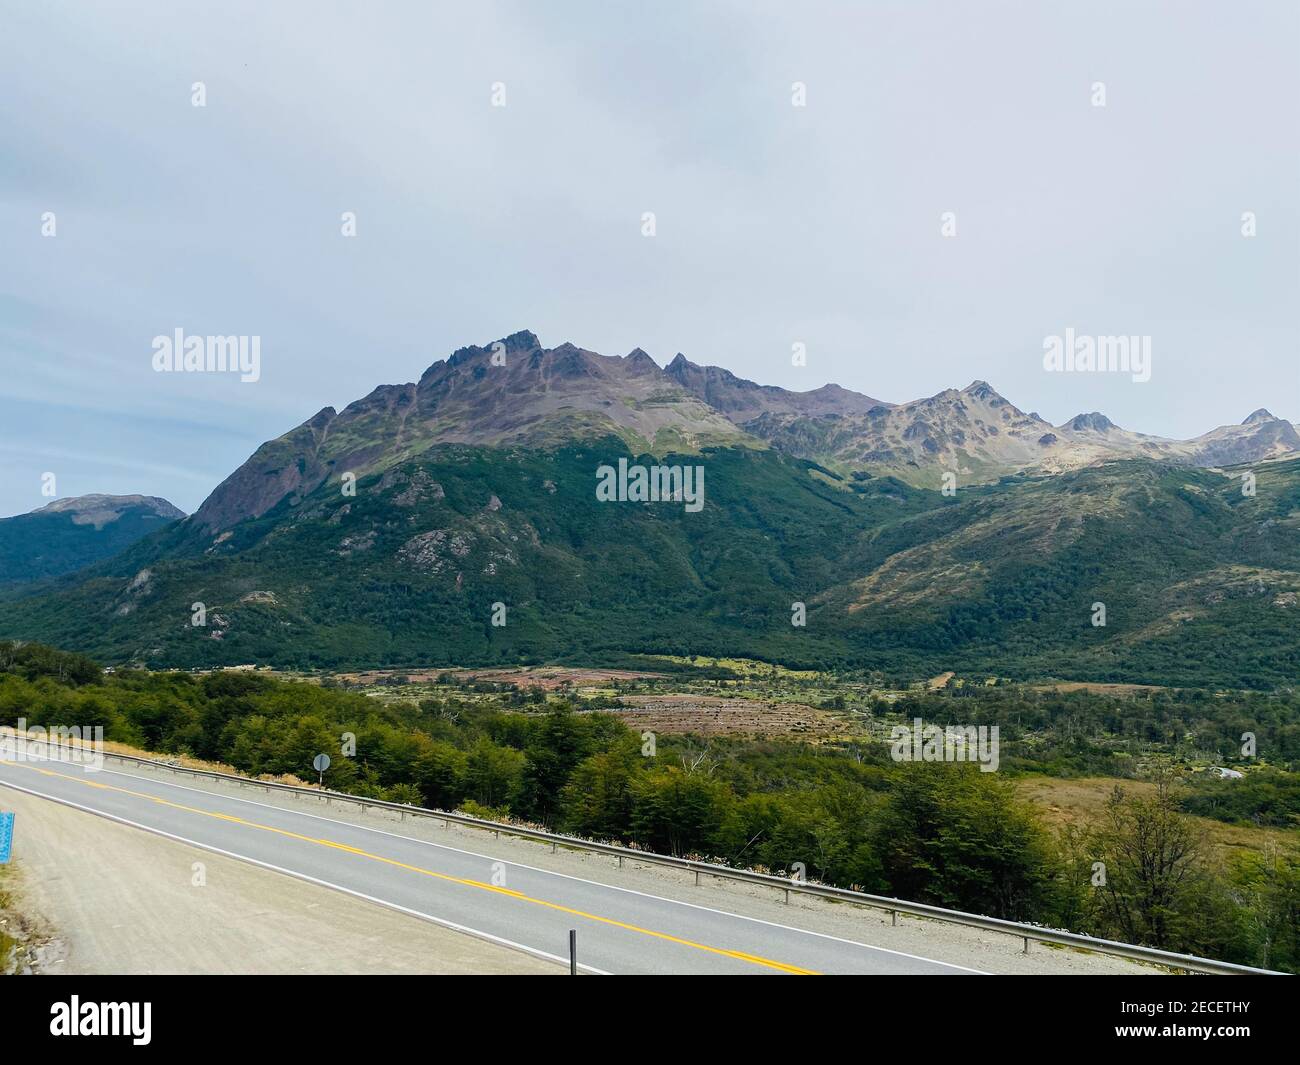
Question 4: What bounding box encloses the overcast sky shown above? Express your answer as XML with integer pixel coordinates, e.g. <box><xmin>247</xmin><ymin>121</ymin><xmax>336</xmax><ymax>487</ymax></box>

<box><xmin>1</xmin><ymin>0</ymin><xmax>1296</xmax><ymax>517</ymax></box>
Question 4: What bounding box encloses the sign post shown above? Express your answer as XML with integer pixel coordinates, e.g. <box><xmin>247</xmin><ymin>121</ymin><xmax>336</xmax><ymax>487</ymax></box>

<box><xmin>0</xmin><ymin>812</ymin><xmax>14</xmax><ymax>865</ymax></box>
<box><xmin>312</xmin><ymin>753</ymin><xmax>331</xmax><ymax>787</ymax></box>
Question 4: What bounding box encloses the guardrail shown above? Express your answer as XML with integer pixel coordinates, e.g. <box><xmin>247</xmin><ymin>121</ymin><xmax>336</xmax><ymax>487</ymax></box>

<box><xmin>10</xmin><ymin>735</ymin><xmax>1285</xmax><ymax>975</ymax></box>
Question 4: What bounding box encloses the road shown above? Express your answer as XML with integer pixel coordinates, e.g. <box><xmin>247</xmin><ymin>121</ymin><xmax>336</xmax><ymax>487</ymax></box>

<box><xmin>0</xmin><ymin>753</ymin><xmax>981</xmax><ymax>975</ymax></box>
<box><xmin>0</xmin><ymin>784</ymin><xmax>560</xmax><ymax>974</ymax></box>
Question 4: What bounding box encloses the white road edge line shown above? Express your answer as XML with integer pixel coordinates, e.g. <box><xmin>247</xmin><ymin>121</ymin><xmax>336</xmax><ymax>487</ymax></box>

<box><xmin>17</xmin><ymin>756</ymin><xmax>988</xmax><ymax>975</ymax></box>
<box><xmin>0</xmin><ymin>776</ymin><xmax>610</xmax><ymax>975</ymax></box>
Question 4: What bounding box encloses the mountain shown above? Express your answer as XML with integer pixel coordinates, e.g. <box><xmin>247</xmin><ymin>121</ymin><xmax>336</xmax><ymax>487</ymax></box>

<box><xmin>660</xmin><ymin>352</ymin><xmax>1299</xmax><ymax>487</ymax></box>
<box><xmin>744</xmin><ymin>380</ymin><xmax>1071</xmax><ymax>488</ymax></box>
<box><xmin>190</xmin><ymin>333</ymin><xmax>1300</xmax><ymax>528</ymax></box>
<box><xmin>0</xmin><ymin>495</ymin><xmax>185</xmax><ymax>588</ymax></box>
<box><xmin>194</xmin><ymin>331</ymin><xmax>751</xmax><ymax>534</ymax></box>
<box><xmin>740</xmin><ymin>384</ymin><xmax>1300</xmax><ymax>489</ymax></box>
<box><xmin>0</xmin><ymin>332</ymin><xmax>1296</xmax><ymax>688</ymax></box>
<box><xmin>3</xmin><ymin>446</ymin><xmax>1296</xmax><ymax>687</ymax></box>
<box><xmin>664</xmin><ymin>353</ymin><xmax>891</xmax><ymax>420</ymax></box>
<box><xmin>821</xmin><ymin>457</ymin><xmax>1300</xmax><ymax>688</ymax></box>
<box><xmin>1040</xmin><ymin>407</ymin><xmax>1300</xmax><ymax>470</ymax></box>
<box><xmin>1179</xmin><ymin>410</ymin><xmax>1300</xmax><ymax>466</ymax></box>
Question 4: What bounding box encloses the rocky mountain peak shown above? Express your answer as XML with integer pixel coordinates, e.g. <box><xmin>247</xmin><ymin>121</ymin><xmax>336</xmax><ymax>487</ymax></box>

<box><xmin>623</xmin><ymin>347</ymin><xmax>660</xmax><ymax>376</ymax></box>
<box><xmin>1066</xmin><ymin>412</ymin><xmax>1117</xmax><ymax>433</ymax></box>
<box><xmin>34</xmin><ymin>494</ymin><xmax>186</xmax><ymax>527</ymax></box>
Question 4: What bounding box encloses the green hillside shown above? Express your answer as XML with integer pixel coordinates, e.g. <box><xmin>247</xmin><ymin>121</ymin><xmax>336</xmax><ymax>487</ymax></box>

<box><xmin>1</xmin><ymin>445</ymin><xmax>1296</xmax><ymax>688</ymax></box>
<box><xmin>0</xmin><ymin>496</ymin><xmax>183</xmax><ymax>590</ymax></box>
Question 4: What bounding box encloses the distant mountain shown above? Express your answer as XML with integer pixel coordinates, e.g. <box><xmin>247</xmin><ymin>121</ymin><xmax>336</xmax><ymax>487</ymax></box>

<box><xmin>740</xmin><ymin>383</ymin><xmax>1300</xmax><ymax>489</ymax></box>
<box><xmin>0</xmin><ymin>494</ymin><xmax>184</xmax><ymax>587</ymax></box>
<box><xmin>745</xmin><ymin>380</ymin><xmax>1067</xmax><ymax>487</ymax></box>
<box><xmin>0</xmin><ymin>332</ymin><xmax>1296</xmax><ymax>688</ymax></box>
<box><xmin>1040</xmin><ymin>407</ymin><xmax>1300</xmax><ymax>470</ymax></box>
<box><xmin>1179</xmin><ymin>410</ymin><xmax>1300</xmax><ymax>467</ymax></box>
<box><xmin>664</xmin><ymin>349</ymin><xmax>1299</xmax><ymax>487</ymax></box>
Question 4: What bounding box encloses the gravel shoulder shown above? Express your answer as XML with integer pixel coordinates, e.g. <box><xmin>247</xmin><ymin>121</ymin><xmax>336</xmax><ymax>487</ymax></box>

<box><xmin>0</xmin><ymin>786</ymin><xmax>560</xmax><ymax>975</ymax></box>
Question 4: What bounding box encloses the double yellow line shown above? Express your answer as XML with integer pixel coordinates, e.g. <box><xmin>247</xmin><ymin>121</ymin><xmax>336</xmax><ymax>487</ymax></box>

<box><xmin>1</xmin><ymin>760</ymin><xmax>817</xmax><ymax>975</ymax></box>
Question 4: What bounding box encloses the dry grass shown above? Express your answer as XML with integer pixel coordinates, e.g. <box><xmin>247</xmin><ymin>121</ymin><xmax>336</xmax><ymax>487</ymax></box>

<box><xmin>607</xmin><ymin>695</ymin><xmax>845</xmax><ymax>737</ymax></box>
<box><xmin>1027</xmin><ymin>681</ymin><xmax>1167</xmax><ymax>695</ymax></box>
<box><xmin>331</xmin><ymin>665</ymin><xmax>665</xmax><ymax>690</ymax></box>
<box><xmin>1018</xmin><ymin>775</ymin><xmax>1296</xmax><ymax>863</ymax></box>
<box><xmin>0</xmin><ymin>863</ymin><xmax>46</xmax><ymax>976</ymax></box>
<box><xmin>0</xmin><ymin>866</ymin><xmax>16</xmax><ymax>974</ymax></box>
<box><xmin>9</xmin><ymin>730</ymin><xmax>312</xmax><ymax>789</ymax></box>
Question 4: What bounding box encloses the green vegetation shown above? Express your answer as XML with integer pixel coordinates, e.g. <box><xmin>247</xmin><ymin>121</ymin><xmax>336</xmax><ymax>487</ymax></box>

<box><xmin>4</xmin><ymin>641</ymin><xmax>1297</xmax><ymax>971</ymax></box>
<box><xmin>0</xmin><ymin>502</ymin><xmax>177</xmax><ymax>591</ymax></box>
<box><xmin>0</xmin><ymin>867</ymin><xmax>17</xmax><ymax>975</ymax></box>
<box><xmin>3</xmin><ymin>446</ymin><xmax>1297</xmax><ymax>689</ymax></box>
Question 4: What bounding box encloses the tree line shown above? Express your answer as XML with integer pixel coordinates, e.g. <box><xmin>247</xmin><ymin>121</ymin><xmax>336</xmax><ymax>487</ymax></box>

<box><xmin>1</xmin><ymin>640</ymin><xmax>1295</xmax><ymax>971</ymax></box>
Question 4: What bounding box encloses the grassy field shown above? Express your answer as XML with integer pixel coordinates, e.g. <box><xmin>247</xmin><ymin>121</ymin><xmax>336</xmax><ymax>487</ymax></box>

<box><xmin>1018</xmin><ymin>775</ymin><xmax>1297</xmax><ymax>864</ymax></box>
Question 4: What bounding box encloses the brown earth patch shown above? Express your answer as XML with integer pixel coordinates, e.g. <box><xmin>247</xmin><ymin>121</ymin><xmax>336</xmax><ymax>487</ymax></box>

<box><xmin>1028</xmin><ymin>681</ymin><xmax>1168</xmax><ymax>696</ymax></box>
<box><xmin>606</xmin><ymin>695</ymin><xmax>843</xmax><ymax>737</ymax></box>
<box><xmin>331</xmin><ymin>666</ymin><xmax>665</xmax><ymax>690</ymax></box>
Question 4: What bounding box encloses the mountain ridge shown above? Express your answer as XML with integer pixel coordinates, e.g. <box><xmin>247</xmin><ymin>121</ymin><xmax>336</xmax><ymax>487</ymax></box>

<box><xmin>192</xmin><ymin>331</ymin><xmax>1300</xmax><ymax>530</ymax></box>
<box><xmin>2</xmin><ymin>445</ymin><xmax>1296</xmax><ymax>688</ymax></box>
<box><xmin>3</xmin><ymin>332</ymin><xmax>1295</xmax><ymax>688</ymax></box>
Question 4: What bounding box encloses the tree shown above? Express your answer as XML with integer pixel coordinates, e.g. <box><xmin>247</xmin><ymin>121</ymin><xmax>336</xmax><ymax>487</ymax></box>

<box><xmin>1226</xmin><ymin>845</ymin><xmax>1300</xmax><ymax>973</ymax></box>
<box><xmin>464</xmin><ymin>737</ymin><xmax>525</xmax><ymax>810</ymax></box>
<box><xmin>413</xmin><ymin>740</ymin><xmax>468</xmax><ymax>810</ymax></box>
<box><xmin>630</xmin><ymin>768</ymin><xmax>735</xmax><ymax>857</ymax></box>
<box><xmin>873</xmin><ymin>763</ymin><xmax>1056</xmax><ymax>920</ymax></box>
<box><xmin>518</xmin><ymin>705</ymin><xmax>593</xmax><ymax>824</ymax></box>
<box><xmin>561</xmin><ymin>741</ymin><xmax>641</xmax><ymax>839</ymax></box>
<box><xmin>1091</xmin><ymin>779</ymin><xmax>1207</xmax><ymax>950</ymax></box>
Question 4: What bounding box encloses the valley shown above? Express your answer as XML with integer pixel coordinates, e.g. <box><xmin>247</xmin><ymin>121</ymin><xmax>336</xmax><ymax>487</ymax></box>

<box><xmin>2</xmin><ymin>640</ymin><xmax>1296</xmax><ymax>971</ymax></box>
<box><xmin>2</xmin><ymin>333</ymin><xmax>1295</xmax><ymax>689</ymax></box>
<box><xmin>1</xmin><ymin>332</ymin><xmax>1295</xmax><ymax>977</ymax></box>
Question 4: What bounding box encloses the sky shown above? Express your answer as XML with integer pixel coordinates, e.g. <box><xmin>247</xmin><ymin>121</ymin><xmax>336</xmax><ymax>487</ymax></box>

<box><xmin>1</xmin><ymin>0</ymin><xmax>1296</xmax><ymax>517</ymax></box>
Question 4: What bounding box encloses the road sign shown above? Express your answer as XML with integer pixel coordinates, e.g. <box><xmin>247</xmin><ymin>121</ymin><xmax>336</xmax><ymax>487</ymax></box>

<box><xmin>312</xmin><ymin>754</ymin><xmax>331</xmax><ymax>773</ymax></box>
<box><xmin>0</xmin><ymin>812</ymin><xmax>14</xmax><ymax>864</ymax></box>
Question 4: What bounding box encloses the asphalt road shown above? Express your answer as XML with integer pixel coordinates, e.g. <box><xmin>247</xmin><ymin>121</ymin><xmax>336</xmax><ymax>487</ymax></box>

<box><xmin>0</xmin><ymin>754</ymin><xmax>982</xmax><ymax>975</ymax></box>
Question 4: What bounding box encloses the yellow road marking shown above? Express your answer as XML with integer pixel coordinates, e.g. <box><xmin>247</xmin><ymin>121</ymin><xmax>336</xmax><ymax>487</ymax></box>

<box><xmin>1</xmin><ymin>760</ymin><xmax>817</xmax><ymax>974</ymax></box>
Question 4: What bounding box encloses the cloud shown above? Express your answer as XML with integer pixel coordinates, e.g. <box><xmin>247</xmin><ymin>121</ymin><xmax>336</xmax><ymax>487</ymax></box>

<box><xmin>0</xmin><ymin>0</ymin><xmax>1296</xmax><ymax>517</ymax></box>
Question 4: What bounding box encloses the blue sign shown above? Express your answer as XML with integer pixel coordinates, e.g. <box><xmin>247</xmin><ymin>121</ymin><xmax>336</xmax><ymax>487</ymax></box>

<box><xmin>0</xmin><ymin>812</ymin><xmax>12</xmax><ymax>864</ymax></box>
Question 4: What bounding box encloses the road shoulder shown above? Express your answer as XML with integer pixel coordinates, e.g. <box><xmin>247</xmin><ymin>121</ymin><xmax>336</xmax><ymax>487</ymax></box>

<box><xmin>0</xmin><ymin>787</ymin><xmax>561</xmax><ymax>975</ymax></box>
